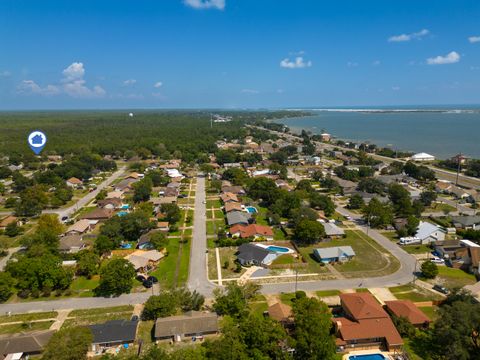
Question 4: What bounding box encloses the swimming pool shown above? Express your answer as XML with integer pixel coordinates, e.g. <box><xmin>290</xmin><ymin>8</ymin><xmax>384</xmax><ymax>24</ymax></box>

<box><xmin>348</xmin><ymin>354</ymin><xmax>386</xmax><ymax>360</ymax></box>
<box><xmin>255</xmin><ymin>244</ymin><xmax>295</xmax><ymax>254</ymax></box>
<box><xmin>117</xmin><ymin>211</ymin><xmax>128</xmax><ymax>217</ymax></box>
<box><xmin>121</xmin><ymin>204</ymin><xmax>130</xmax><ymax>209</ymax></box>
<box><xmin>245</xmin><ymin>206</ymin><xmax>258</xmax><ymax>213</ymax></box>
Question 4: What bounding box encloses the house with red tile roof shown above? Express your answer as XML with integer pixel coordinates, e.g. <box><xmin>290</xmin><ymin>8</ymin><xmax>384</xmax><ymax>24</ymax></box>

<box><xmin>384</xmin><ymin>300</ymin><xmax>431</xmax><ymax>328</ymax></box>
<box><xmin>334</xmin><ymin>293</ymin><xmax>403</xmax><ymax>352</ymax></box>
<box><xmin>230</xmin><ymin>224</ymin><xmax>274</xmax><ymax>241</ymax></box>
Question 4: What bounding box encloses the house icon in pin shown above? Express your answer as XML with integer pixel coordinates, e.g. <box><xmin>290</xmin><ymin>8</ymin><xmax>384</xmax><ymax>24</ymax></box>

<box><xmin>31</xmin><ymin>134</ymin><xmax>43</xmax><ymax>145</ymax></box>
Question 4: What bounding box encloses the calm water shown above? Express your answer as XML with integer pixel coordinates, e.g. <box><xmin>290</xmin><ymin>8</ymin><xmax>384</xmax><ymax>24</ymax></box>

<box><xmin>276</xmin><ymin>110</ymin><xmax>480</xmax><ymax>159</ymax></box>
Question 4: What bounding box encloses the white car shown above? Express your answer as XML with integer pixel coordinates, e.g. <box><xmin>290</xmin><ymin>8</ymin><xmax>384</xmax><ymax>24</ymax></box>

<box><xmin>431</xmin><ymin>257</ymin><xmax>445</xmax><ymax>264</ymax></box>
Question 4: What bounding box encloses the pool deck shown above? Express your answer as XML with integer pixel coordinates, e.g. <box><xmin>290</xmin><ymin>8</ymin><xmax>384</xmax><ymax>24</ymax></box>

<box><xmin>255</xmin><ymin>243</ymin><xmax>295</xmax><ymax>254</ymax></box>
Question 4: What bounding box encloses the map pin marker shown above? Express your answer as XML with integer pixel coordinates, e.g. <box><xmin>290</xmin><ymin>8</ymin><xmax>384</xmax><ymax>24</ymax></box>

<box><xmin>28</xmin><ymin>131</ymin><xmax>47</xmax><ymax>155</ymax></box>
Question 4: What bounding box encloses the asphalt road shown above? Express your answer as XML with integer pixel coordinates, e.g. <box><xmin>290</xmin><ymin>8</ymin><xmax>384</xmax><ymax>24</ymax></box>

<box><xmin>187</xmin><ymin>175</ymin><xmax>216</xmax><ymax>297</ymax></box>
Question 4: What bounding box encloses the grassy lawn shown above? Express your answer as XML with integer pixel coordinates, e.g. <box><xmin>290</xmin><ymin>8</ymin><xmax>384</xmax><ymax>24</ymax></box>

<box><xmin>436</xmin><ymin>266</ymin><xmax>477</xmax><ymax>288</ymax></box>
<box><xmin>70</xmin><ymin>276</ymin><xmax>99</xmax><ymax>292</ymax></box>
<box><xmin>271</xmin><ymin>254</ymin><xmax>300</xmax><ymax>265</ymax></box>
<box><xmin>316</xmin><ymin>290</ymin><xmax>341</xmax><ymax>297</ymax></box>
<box><xmin>297</xmin><ymin>230</ymin><xmax>400</xmax><ymax>277</ymax></box>
<box><xmin>137</xmin><ymin>320</ymin><xmax>155</xmax><ymax>346</ymax></box>
<box><xmin>274</xmin><ymin>228</ymin><xmax>287</xmax><ymax>240</ymax></box>
<box><xmin>208</xmin><ymin>247</ymin><xmax>245</xmax><ymax>280</ymax></box>
<box><xmin>183</xmin><ymin>228</ymin><xmax>192</xmax><ymax>236</ymax></box>
<box><xmin>389</xmin><ymin>284</ymin><xmax>442</xmax><ymax>302</ymax></box>
<box><xmin>0</xmin><ymin>311</ymin><xmax>57</xmax><ymax>324</ymax></box>
<box><xmin>249</xmin><ymin>301</ymin><xmax>269</xmax><ymax>316</ymax></box>
<box><xmin>0</xmin><ymin>321</ymin><xmax>54</xmax><ymax>335</ymax></box>
<box><xmin>206</xmin><ymin>219</ymin><xmax>226</xmax><ymax>236</ymax></box>
<box><xmin>69</xmin><ymin>305</ymin><xmax>133</xmax><ymax>317</ymax></box>
<box><xmin>402</xmin><ymin>244</ymin><xmax>432</xmax><ymax>254</ymax></box>
<box><xmin>177</xmin><ymin>237</ymin><xmax>191</xmax><ymax>286</ymax></box>
<box><xmin>381</xmin><ymin>231</ymin><xmax>398</xmax><ymax>243</ymax></box>
<box><xmin>426</xmin><ymin>202</ymin><xmax>457</xmax><ymax>213</ymax></box>
<box><xmin>206</xmin><ymin>199</ymin><xmax>222</xmax><ymax>208</ymax></box>
<box><xmin>279</xmin><ymin>292</ymin><xmax>296</xmax><ymax>306</ymax></box>
<box><xmin>418</xmin><ymin>306</ymin><xmax>438</xmax><ymax>321</ymax></box>
<box><xmin>150</xmin><ymin>239</ymin><xmax>180</xmax><ymax>289</ymax></box>
<box><xmin>214</xmin><ymin>209</ymin><xmax>224</xmax><ymax>219</ymax></box>
<box><xmin>64</xmin><ymin>305</ymin><xmax>134</xmax><ymax>329</ymax></box>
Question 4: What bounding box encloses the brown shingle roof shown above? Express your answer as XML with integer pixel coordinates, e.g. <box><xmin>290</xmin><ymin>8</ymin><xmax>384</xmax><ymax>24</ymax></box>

<box><xmin>0</xmin><ymin>330</ymin><xmax>54</xmax><ymax>355</ymax></box>
<box><xmin>230</xmin><ymin>224</ymin><xmax>274</xmax><ymax>238</ymax></box>
<box><xmin>220</xmin><ymin>192</ymin><xmax>239</xmax><ymax>203</ymax></box>
<box><xmin>268</xmin><ymin>302</ymin><xmax>292</xmax><ymax>322</ymax></box>
<box><xmin>335</xmin><ymin>317</ymin><xmax>403</xmax><ymax>348</ymax></box>
<box><xmin>385</xmin><ymin>300</ymin><xmax>431</xmax><ymax>326</ymax></box>
<box><xmin>80</xmin><ymin>208</ymin><xmax>114</xmax><ymax>220</ymax></box>
<box><xmin>154</xmin><ymin>311</ymin><xmax>218</xmax><ymax>339</ymax></box>
<box><xmin>340</xmin><ymin>293</ymin><xmax>388</xmax><ymax>320</ymax></box>
<box><xmin>224</xmin><ymin>202</ymin><xmax>243</xmax><ymax>213</ymax></box>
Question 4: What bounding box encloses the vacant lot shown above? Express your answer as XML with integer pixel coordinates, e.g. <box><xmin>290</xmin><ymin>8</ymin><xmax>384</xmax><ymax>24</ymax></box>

<box><xmin>63</xmin><ymin>305</ymin><xmax>134</xmax><ymax>329</ymax></box>
<box><xmin>389</xmin><ymin>284</ymin><xmax>442</xmax><ymax>302</ymax></box>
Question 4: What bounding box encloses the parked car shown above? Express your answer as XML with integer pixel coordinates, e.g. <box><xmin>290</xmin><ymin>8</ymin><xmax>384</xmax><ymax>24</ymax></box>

<box><xmin>131</xmin><ymin>315</ymin><xmax>139</xmax><ymax>322</ymax></box>
<box><xmin>433</xmin><ymin>284</ymin><xmax>449</xmax><ymax>294</ymax></box>
<box><xmin>143</xmin><ymin>279</ymin><xmax>153</xmax><ymax>288</ymax></box>
<box><xmin>136</xmin><ymin>274</ymin><xmax>146</xmax><ymax>282</ymax></box>
<box><xmin>61</xmin><ymin>216</ymin><xmax>69</xmax><ymax>222</ymax></box>
<box><xmin>147</xmin><ymin>276</ymin><xmax>158</xmax><ymax>284</ymax></box>
<box><xmin>431</xmin><ymin>257</ymin><xmax>445</xmax><ymax>264</ymax></box>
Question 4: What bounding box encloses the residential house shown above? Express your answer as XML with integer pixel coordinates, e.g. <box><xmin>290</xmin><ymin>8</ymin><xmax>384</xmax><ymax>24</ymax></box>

<box><xmin>451</xmin><ymin>215</ymin><xmax>480</xmax><ymax>230</ymax></box>
<box><xmin>435</xmin><ymin>181</ymin><xmax>453</xmax><ymax>193</ymax></box>
<box><xmin>126</xmin><ymin>172</ymin><xmax>142</xmax><ymax>180</ymax></box>
<box><xmin>385</xmin><ymin>300</ymin><xmax>431</xmax><ymax>328</ymax></box>
<box><xmin>125</xmin><ymin>250</ymin><xmax>164</xmax><ymax>273</ymax></box>
<box><xmin>415</xmin><ymin>221</ymin><xmax>446</xmax><ymax>244</ymax></box>
<box><xmin>151</xmin><ymin>197</ymin><xmax>177</xmax><ymax>206</ymax></box>
<box><xmin>220</xmin><ymin>192</ymin><xmax>239</xmax><ymax>203</ymax></box>
<box><xmin>138</xmin><ymin>229</ymin><xmax>165</xmax><ymax>250</ymax></box>
<box><xmin>411</xmin><ymin>152</ymin><xmax>435</xmax><ymax>161</ymax></box>
<box><xmin>89</xmin><ymin>320</ymin><xmax>138</xmax><ymax>353</ymax></box>
<box><xmin>268</xmin><ymin>302</ymin><xmax>293</xmax><ymax>326</ymax></box>
<box><xmin>313</xmin><ymin>246</ymin><xmax>355</xmax><ymax>263</ymax></box>
<box><xmin>66</xmin><ymin>219</ymin><xmax>96</xmax><ymax>235</ymax></box>
<box><xmin>275</xmin><ymin>179</ymin><xmax>292</xmax><ymax>191</ymax></box>
<box><xmin>333</xmin><ymin>177</ymin><xmax>357</xmax><ymax>195</ymax></box>
<box><xmin>223</xmin><ymin>162</ymin><xmax>242</xmax><ymax>169</ymax></box>
<box><xmin>59</xmin><ymin>234</ymin><xmax>91</xmax><ymax>253</ymax></box>
<box><xmin>236</xmin><ymin>243</ymin><xmax>277</xmax><ymax>267</ymax></box>
<box><xmin>106</xmin><ymin>190</ymin><xmax>124</xmax><ymax>199</ymax></box>
<box><xmin>114</xmin><ymin>178</ymin><xmax>137</xmax><ymax>192</ymax></box>
<box><xmin>0</xmin><ymin>330</ymin><xmax>54</xmax><ymax>359</ymax></box>
<box><xmin>157</xmin><ymin>222</ymin><xmax>170</xmax><ymax>232</ymax></box>
<box><xmin>0</xmin><ymin>215</ymin><xmax>17</xmax><ymax>230</ymax></box>
<box><xmin>226</xmin><ymin>211</ymin><xmax>250</xmax><ymax>226</ymax></box>
<box><xmin>322</xmin><ymin>222</ymin><xmax>346</xmax><ymax>239</ymax></box>
<box><xmin>97</xmin><ymin>198</ymin><xmax>123</xmax><ymax>210</ymax></box>
<box><xmin>434</xmin><ymin>240</ymin><xmax>464</xmax><ymax>259</ymax></box>
<box><xmin>221</xmin><ymin>185</ymin><xmax>246</xmax><ymax>195</ymax></box>
<box><xmin>224</xmin><ymin>202</ymin><xmax>243</xmax><ymax>213</ymax></box>
<box><xmin>449</xmin><ymin>185</ymin><xmax>472</xmax><ymax>201</ymax></box>
<box><xmin>80</xmin><ymin>208</ymin><xmax>114</xmax><ymax>222</ymax></box>
<box><xmin>334</xmin><ymin>293</ymin><xmax>403</xmax><ymax>352</ymax></box>
<box><xmin>66</xmin><ymin>177</ymin><xmax>83</xmax><ymax>188</ymax></box>
<box><xmin>154</xmin><ymin>311</ymin><xmax>219</xmax><ymax>342</ymax></box>
<box><xmin>229</xmin><ymin>224</ymin><xmax>274</xmax><ymax>241</ymax></box>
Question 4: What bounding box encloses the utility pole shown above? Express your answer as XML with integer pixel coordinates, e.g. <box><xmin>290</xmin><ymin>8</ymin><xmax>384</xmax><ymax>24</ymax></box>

<box><xmin>294</xmin><ymin>268</ymin><xmax>298</xmax><ymax>293</ymax></box>
<box><xmin>455</xmin><ymin>153</ymin><xmax>462</xmax><ymax>186</ymax></box>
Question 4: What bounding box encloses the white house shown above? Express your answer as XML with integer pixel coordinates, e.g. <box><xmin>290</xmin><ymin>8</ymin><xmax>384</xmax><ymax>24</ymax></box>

<box><xmin>411</xmin><ymin>152</ymin><xmax>435</xmax><ymax>162</ymax></box>
<box><xmin>415</xmin><ymin>221</ymin><xmax>446</xmax><ymax>244</ymax></box>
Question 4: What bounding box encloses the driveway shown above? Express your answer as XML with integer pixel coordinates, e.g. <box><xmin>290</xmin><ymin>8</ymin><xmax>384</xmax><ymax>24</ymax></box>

<box><xmin>186</xmin><ymin>175</ymin><xmax>216</xmax><ymax>297</ymax></box>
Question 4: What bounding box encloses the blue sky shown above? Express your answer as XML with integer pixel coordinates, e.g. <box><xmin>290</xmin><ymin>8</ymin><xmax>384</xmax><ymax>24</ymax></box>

<box><xmin>1</xmin><ymin>0</ymin><xmax>480</xmax><ymax>109</ymax></box>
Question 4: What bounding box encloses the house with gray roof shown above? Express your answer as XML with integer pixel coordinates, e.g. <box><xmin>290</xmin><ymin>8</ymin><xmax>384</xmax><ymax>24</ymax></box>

<box><xmin>236</xmin><ymin>243</ymin><xmax>277</xmax><ymax>266</ymax></box>
<box><xmin>415</xmin><ymin>221</ymin><xmax>446</xmax><ymax>244</ymax></box>
<box><xmin>226</xmin><ymin>211</ymin><xmax>250</xmax><ymax>226</ymax></box>
<box><xmin>451</xmin><ymin>215</ymin><xmax>480</xmax><ymax>230</ymax></box>
<box><xmin>0</xmin><ymin>330</ymin><xmax>54</xmax><ymax>359</ymax></box>
<box><xmin>89</xmin><ymin>320</ymin><xmax>138</xmax><ymax>353</ymax></box>
<box><xmin>154</xmin><ymin>311</ymin><xmax>219</xmax><ymax>341</ymax></box>
<box><xmin>322</xmin><ymin>222</ymin><xmax>345</xmax><ymax>238</ymax></box>
<box><xmin>313</xmin><ymin>246</ymin><xmax>355</xmax><ymax>263</ymax></box>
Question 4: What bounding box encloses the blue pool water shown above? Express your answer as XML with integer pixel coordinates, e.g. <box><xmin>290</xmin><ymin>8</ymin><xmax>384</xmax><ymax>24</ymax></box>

<box><xmin>348</xmin><ymin>354</ymin><xmax>386</xmax><ymax>360</ymax></box>
<box><xmin>266</xmin><ymin>246</ymin><xmax>290</xmax><ymax>253</ymax></box>
<box><xmin>121</xmin><ymin>204</ymin><xmax>130</xmax><ymax>209</ymax></box>
<box><xmin>120</xmin><ymin>243</ymin><xmax>132</xmax><ymax>249</ymax></box>
<box><xmin>117</xmin><ymin>211</ymin><xmax>128</xmax><ymax>217</ymax></box>
<box><xmin>246</xmin><ymin>206</ymin><xmax>258</xmax><ymax>214</ymax></box>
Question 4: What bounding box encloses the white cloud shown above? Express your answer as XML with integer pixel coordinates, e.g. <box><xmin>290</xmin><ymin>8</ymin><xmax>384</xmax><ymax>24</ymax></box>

<box><xmin>388</xmin><ymin>29</ymin><xmax>430</xmax><ymax>42</ymax></box>
<box><xmin>241</xmin><ymin>89</ymin><xmax>259</xmax><ymax>94</ymax></box>
<box><xmin>426</xmin><ymin>51</ymin><xmax>460</xmax><ymax>65</ymax></box>
<box><xmin>154</xmin><ymin>81</ymin><xmax>163</xmax><ymax>88</ymax></box>
<box><xmin>184</xmin><ymin>0</ymin><xmax>225</xmax><ymax>10</ymax></box>
<box><xmin>62</xmin><ymin>62</ymin><xmax>85</xmax><ymax>82</ymax></box>
<box><xmin>18</xmin><ymin>62</ymin><xmax>105</xmax><ymax>98</ymax></box>
<box><xmin>280</xmin><ymin>56</ymin><xmax>312</xmax><ymax>69</ymax></box>
<box><xmin>277</xmin><ymin>89</ymin><xmax>284</xmax><ymax>94</ymax></box>
<box><xmin>123</xmin><ymin>79</ymin><xmax>137</xmax><ymax>86</ymax></box>
<box><xmin>468</xmin><ymin>36</ymin><xmax>480</xmax><ymax>43</ymax></box>
<box><xmin>372</xmin><ymin>60</ymin><xmax>381</xmax><ymax>66</ymax></box>
<box><xmin>0</xmin><ymin>71</ymin><xmax>11</xmax><ymax>77</ymax></box>
<box><xmin>17</xmin><ymin>80</ymin><xmax>60</xmax><ymax>96</ymax></box>
<box><xmin>347</xmin><ymin>61</ymin><xmax>359</xmax><ymax>67</ymax></box>
<box><xmin>392</xmin><ymin>86</ymin><xmax>400</xmax><ymax>91</ymax></box>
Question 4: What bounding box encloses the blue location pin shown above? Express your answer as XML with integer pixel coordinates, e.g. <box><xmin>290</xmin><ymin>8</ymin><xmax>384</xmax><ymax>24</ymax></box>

<box><xmin>28</xmin><ymin>131</ymin><xmax>47</xmax><ymax>155</ymax></box>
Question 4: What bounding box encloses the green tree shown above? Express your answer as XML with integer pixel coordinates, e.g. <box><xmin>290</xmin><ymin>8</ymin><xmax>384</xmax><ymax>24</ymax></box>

<box><xmin>420</xmin><ymin>260</ymin><xmax>438</xmax><ymax>279</ymax></box>
<box><xmin>309</xmin><ymin>193</ymin><xmax>335</xmax><ymax>216</ymax></box>
<box><xmin>160</xmin><ymin>203</ymin><xmax>181</xmax><ymax>224</ymax></box>
<box><xmin>4</xmin><ymin>221</ymin><xmax>21</xmax><ymax>237</ymax></box>
<box><xmin>149</xmin><ymin>232</ymin><xmax>169</xmax><ymax>250</ymax></box>
<box><xmin>76</xmin><ymin>251</ymin><xmax>100</xmax><ymax>278</ymax></box>
<box><xmin>292</xmin><ymin>297</ymin><xmax>336</xmax><ymax>360</ymax></box>
<box><xmin>0</xmin><ymin>272</ymin><xmax>15</xmax><ymax>302</ymax></box>
<box><xmin>142</xmin><ymin>292</ymin><xmax>178</xmax><ymax>320</ymax></box>
<box><xmin>213</xmin><ymin>282</ymin><xmax>260</xmax><ymax>318</ymax></box>
<box><xmin>294</xmin><ymin>219</ymin><xmax>325</xmax><ymax>245</ymax></box>
<box><xmin>362</xmin><ymin>198</ymin><xmax>394</xmax><ymax>228</ymax></box>
<box><xmin>405</xmin><ymin>215</ymin><xmax>420</xmax><ymax>236</ymax></box>
<box><xmin>420</xmin><ymin>190</ymin><xmax>437</xmax><ymax>206</ymax></box>
<box><xmin>94</xmin><ymin>235</ymin><xmax>117</xmax><ymax>255</ymax></box>
<box><xmin>15</xmin><ymin>185</ymin><xmax>49</xmax><ymax>217</ymax></box>
<box><xmin>348</xmin><ymin>194</ymin><xmax>365</xmax><ymax>209</ymax></box>
<box><xmin>133</xmin><ymin>177</ymin><xmax>153</xmax><ymax>203</ymax></box>
<box><xmin>42</xmin><ymin>327</ymin><xmax>93</xmax><ymax>360</ymax></box>
<box><xmin>96</xmin><ymin>258</ymin><xmax>135</xmax><ymax>296</ymax></box>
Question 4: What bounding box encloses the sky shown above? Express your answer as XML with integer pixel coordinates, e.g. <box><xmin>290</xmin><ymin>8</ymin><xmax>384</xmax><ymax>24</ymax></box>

<box><xmin>1</xmin><ymin>0</ymin><xmax>480</xmax><ymax>109</ymax></box>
